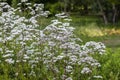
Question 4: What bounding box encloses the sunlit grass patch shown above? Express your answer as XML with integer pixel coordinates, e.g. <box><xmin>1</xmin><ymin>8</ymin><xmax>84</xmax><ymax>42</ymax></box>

<box><xmin>75</xmin><ymin>23</ymin><xmax>104</xmax><ymax>37</ymax></box>
<box><xmin>103</xmin><ymin>28</ymin><xmax>120</xmax><ymax>35</ymax></box>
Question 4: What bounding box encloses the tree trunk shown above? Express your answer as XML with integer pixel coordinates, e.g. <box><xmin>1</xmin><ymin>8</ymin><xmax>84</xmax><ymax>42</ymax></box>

<box><xmin>112</xmin><ymin>4</ymin><xmax>117</xmax><ymax>24</ymax></box>
<box><xmin>97</xmin><ymin>0</ymin><xmax>108</xmax><ymax>25</ymax></box>
<box><xmin>64</xmin><ymin>0</ymin><xmax>67</xmax><ymax>13</ymax></box>
<box><xmin>84</xmin><ymin>5</ymin><xmax>88</xmax><ymax>14</ymax></box>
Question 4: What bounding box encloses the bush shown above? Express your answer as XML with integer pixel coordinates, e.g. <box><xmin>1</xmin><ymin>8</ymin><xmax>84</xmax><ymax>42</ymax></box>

<box><xmin>0</xmin><ymin>2</ymin><xmax>106</xmax><ymax>80</ymax></box>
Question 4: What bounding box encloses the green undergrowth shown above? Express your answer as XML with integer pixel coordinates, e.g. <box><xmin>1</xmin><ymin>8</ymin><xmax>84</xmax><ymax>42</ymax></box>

<box><xmin>96</xmin><ymin>48</ymin><xmax>120</xmax><ymax>80</ymax></box>
<box><xmin>71</xmin><ymin>15</ymin><xmax>120</xmax><ymax>80</ymax></box>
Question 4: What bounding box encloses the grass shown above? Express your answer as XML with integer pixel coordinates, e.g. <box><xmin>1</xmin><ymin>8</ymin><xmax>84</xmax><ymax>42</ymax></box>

<box><xmin>70</xmin><ymin>15</ymin><xmax>120</xmax><ymax>79</ymax></box>
<box><xmin>70</xmin><ymin>15</ymin><xmax>120</xmax><ymax>47</ymax></box>
<box><xmin>97</xmin><ymin>48</ymin><xmax>120</xmax><ymax>80</ymax></box>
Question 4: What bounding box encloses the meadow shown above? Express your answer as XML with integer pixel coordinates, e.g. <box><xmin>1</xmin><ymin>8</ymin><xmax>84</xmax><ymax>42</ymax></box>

<box><xmin>0</xmin><ymin>2</ymin><xmax>120</xmax><ymax>80</ymax></box>
<box><xmin>71</xmin><ymin>15</ymin><xmax>120</xmax><ymax>80</ymax></box>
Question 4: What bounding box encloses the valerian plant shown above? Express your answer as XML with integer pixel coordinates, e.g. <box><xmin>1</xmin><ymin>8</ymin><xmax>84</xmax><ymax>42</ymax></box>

<box><xmin>0</xmin><ymin>2</ymin><xmax>105</xmax><ymax>80</ymax></box>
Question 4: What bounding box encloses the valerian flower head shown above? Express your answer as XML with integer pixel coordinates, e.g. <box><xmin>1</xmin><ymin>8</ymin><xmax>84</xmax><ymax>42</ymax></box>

<box><xmin>21</xmin><ymin>0</ymin><xmax>28</xmax><ymax>2</ymax></box>
<box><xmin>93</xmin><ymin>75</ymin><xmax>103</xmax><ymax>79</ymax></box>
<box><xmin>81</xmin><ymin>67</ymin><xmax>92</xmax><ymax>74</ymax></box>
<box><xmin>5</xmin><ymin>58</ymin><xmax>15</xmax><ymax>64</ymax></box>
<box><xmin>55</xmin><ymin>12</ymin><xmax>68</xmax><ymax>18</ymax></box>
<box><xmin>65</xmin><ymin>77</ymin><xmax>73</xmax><ymax>80</ymax></box>
<box><xmin>66</xmin><ymin>65</ymin><xmax>73</xmax><ymax>73</ymax></box>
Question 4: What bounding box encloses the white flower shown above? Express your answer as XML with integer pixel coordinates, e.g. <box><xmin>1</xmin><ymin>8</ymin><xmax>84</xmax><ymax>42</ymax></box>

<box><xmin>3</xmin><ymin>4</ymin><xmax>10</xmax><ymax>9</ymax></box>
<box><xmin>63</xmin><ymin>22</ymin><xmax>70</xmax><ymax>27</ymax></box>
<box><xmin>5</xmin><ymin>58</ymin><xmax>14</xmax><ymax>64</ymax></box>
<box><xmin>30</xmin><ymin>10</ymin><xmax>35</xmax><ymax>15</ymax></box>
<box><xmin>69</xmin><ymin>55</ymin><xmax>78</xmax><ymax>63</ymax></box>
<box><xmin>29</xmin><ymin>70</ymin><xmax>36</xmax><ymax>76</ymax></box>
<box><xmin>0</xmin><ymin>17</ymin><xmax>5</xmax><ymax>23</ymax></box>
<box><xmin>29</xmin><ymin>17</ymin><xmax>37</xmax><ymax>24</ymax></box>
<box><xmin>26</xmin><ymin>3</ymin><xmax>32</xmax><ymax>5</ymax></box>
<box><xmin>65</xmin><ymin>77</ymin><xmax>73</xmax><ymax>80</ymax></box>
<box><xmin>91</xmin><ymin>62</ymin><xmax>101</xmax><ymax>67</ymax></box>
<box><xmin>81</xmin><ymin>67</ymin><xmax>92</xmax><ymax>74</ymax></box>
<box><xmin>56</xmin><ymin>55</ymin><xmax>64</xmax><ymax>60</ymax></box>
<box><xmin>66</xmin><ymin>65</ymin><xmax>73</xmax><ymax>73</ymax></box>
<box><xmin>93</xmin><ymin>75</ymin><xmax>103</xmax><ymax>79</ymax></box>
<box><xmin>52</xmin><ymin>21</ymin><xmax>62</xmax><ymax>25</ymax></box>
<box><xmin>3</xmin><ymin>54</ymin><xmax>14</xmax><ymax>58</ymax></box>
<box><xmin>51</xmin><ymin>19</ymin><xmax>58</xmax><ymax>23</ymax></box>
<box><xmin>22</xmin><ymin>60</ymin><xmax>27</xmax><ymax>62</ymax></box>
<box><xmin>21</xmin><ymin>0</ymin><xmax>28</xmax><ymax>2</ymax></box>
<box><xmin>24</xmin><ymin>54</ymin><xmax>30</xmax><ymax>59</ymax></box>
<box><xmin>15</xmin><ymin>72</ymin><xmax>19</xmax><ymax>76</ymax></box>
<box><xmin>40</xmin><ymin>31</ymin><xmax>45</xmax><ymax>37</ymax></box>
<box><xmin>48</xmin><ymin>41</ymin><xmax>56</xmax><ymax>47</ymax></box>
<box><xmin>55</xmin><ymin>12</ymin><xmax>68</xmax><ymax>18</ymax></box>
<box><xmin>26</xmin><ymin>50</ymin><xmax>34</xmax><ymax>54</ymax></box>
<box><xmin>29</xmin><ymin>60</ymin><xmax>38</xmax><ymax>64</ymax></box>
<box><xmin>0</xmin><ymin>48</ymin><xmax>2</xmax><ymax>52</ymax></box>
<box><xmin>81</xmin><ymin>57</ymin><xmax>95</xmax><ymax>63</ymax></box>
<box><xmin>0</xmin><ymin>2</ymin><xmax>8</xmax><ymax>6</ymax></box>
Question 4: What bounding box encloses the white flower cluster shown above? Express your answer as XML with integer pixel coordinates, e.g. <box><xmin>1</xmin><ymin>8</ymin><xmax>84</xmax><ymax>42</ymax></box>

<box><xmin>21</xmin><ymin>0</ymin><xmax>28</xmax><ymax>2</ymax></box>
<box><xmin>55</xmin><ymin>12</ymin><xmax>68</xmax><ymax>18</ymax></box>
<box><xmin>0</xmin><ymin>2</ymin><xmax>13</xmax><ymax>12</ymax></box>
<box><xmin>17</xmin><ymin>2</ymin><xmax>50</xmax><ymax>17</ymax></box>
<box><xmin>0</xmin><ymin>3</ymin><xmax>106</xmax><ymax>80</ymax></box>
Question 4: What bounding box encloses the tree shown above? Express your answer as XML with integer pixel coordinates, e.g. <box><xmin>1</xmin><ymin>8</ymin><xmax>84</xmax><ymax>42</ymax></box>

<box><xmin>107</xmin><ymin>0</ymin><xmax>120</xmax><ymax>24</ymax></box>
<box><xmin>96</xmin><ymin>0</ymin><xmax>108</xmax><ymax>24</ymax></box>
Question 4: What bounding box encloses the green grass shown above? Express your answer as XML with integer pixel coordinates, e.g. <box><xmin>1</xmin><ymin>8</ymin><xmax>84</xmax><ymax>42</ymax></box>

<box><xmin>97</xmin><ymin>48</ymin><xmax>120</xmax><ymax>80</ymax></box>
<box><xmin>71</xmin><ymin>15</ymin><xmax>120</xmax><ymax>79</ymax></box>
<box><xmin>70</xmin><ymin>15</ymin><xmax>120</xmax><ymax>47</ymax></box>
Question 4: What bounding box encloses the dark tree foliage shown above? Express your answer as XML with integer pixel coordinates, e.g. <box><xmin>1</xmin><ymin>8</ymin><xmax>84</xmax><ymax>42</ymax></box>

<box><xmin>1</xmin><ymin>0</ymin><xmax>120</xmax><ymax>24</ymax></box>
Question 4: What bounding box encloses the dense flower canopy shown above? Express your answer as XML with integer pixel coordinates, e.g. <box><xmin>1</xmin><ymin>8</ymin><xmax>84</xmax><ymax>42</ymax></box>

<box><xmin>0</xmin><ymin>2</ymin><xmax>106</xmax><ymax>80</ymax></box>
